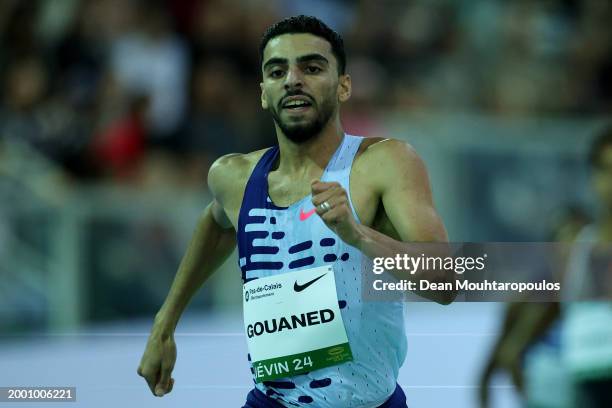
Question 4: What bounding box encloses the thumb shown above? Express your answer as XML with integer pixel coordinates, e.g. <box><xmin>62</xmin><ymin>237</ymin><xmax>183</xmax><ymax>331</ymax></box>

<box><xmin>155</xmin><ymin>366</ymin><xmax>171</xmax><ymax>396</ymax></box>
<box><xmin>310</xmin><ymin>179</ymin><xmax>320</xmax><ymax>191</ymax></box>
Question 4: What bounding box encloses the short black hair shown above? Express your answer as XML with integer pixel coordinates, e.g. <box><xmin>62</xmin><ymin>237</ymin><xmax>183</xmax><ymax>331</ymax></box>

<box><xmin>588</xmin><ymin>124</ymin><xmax>612</xmax><ymax>168</ymax></box>
<box><xmin>259</xmin><ymin>15</ymin><xmax>346</xmax><ymax>75</ymax></box>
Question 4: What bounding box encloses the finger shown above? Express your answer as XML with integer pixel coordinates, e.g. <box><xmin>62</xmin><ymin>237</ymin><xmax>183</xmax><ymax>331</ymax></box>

<box><xmin>311</xmin><ymin>181</ymin><xmax>340</xmax><ymax>195</ymax></box>
<box><xmin>311</xmin><ymin>180</ymin><xmax>340</xmax><ymax>195</ymax></box>
<box><xmin>166</xmin><ymin>378</ymin><xmax>175</xmax><ymax>394</ymax></box>
<box><xmin>156</xmin><ymin>349</ymin><xmax>176</xmax><ymax>397</ymax></box>
<box><xmin>312</xmin><ymin>183</ymin><xmax>347</xmax><ymax>206</ymax></box>
<box><xmin>312</xmin><ymin>187</ymin><xmax>340</xmax><ymax>208</ymax></box>
<box><xmin>315</xmin><ymin>194</ymin><xmax>348</xmax><ymax>216</ymax></box>
<box><xmin>140</xmin><ymin>366</ymin><xmax>158</xmax><ymax>395</ymax></box>
<box><xmin>321</xmin><ymin>206</ymin><xmax>347</xmax><ymax>226</ymax></box>
<box><xmin>155</xmin><ymin>364</ymin><xmax>172</xmax><ymax>396</ymax></box>
<box><xmin>326</xmin><ymin>194</ymin><xmax>348</xmax><ymax>209</ymax></box>
<box><xmin>146</xmin><ymin>378</ymin><xmax>158</xmax><ymax>396</ymax></box>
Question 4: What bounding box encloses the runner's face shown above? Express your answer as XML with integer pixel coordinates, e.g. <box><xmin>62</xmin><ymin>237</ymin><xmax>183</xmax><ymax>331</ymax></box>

<box><xmin>260</xmin><ymin>34</ymin><xmax>349</xmax><ymax>143</ymax></box>
<box><xmin>593</xmin><ymin>146</ymin><xmax>612</xmax><ymax>210</ymax></box>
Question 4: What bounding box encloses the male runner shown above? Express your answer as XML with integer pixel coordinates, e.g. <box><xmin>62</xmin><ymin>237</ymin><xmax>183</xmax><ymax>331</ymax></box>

<box><xmin>561</xmin><ymin>126</ymin><xmax>612</xmax><ymax>407</ymax></box>
<box><xmin>138</xmin><ymin>15</ymin><xmax>452</xmax><ymax>407</ymax></box>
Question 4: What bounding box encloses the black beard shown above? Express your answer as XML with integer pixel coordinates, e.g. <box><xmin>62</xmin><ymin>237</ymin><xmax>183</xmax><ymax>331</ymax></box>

<box><xmin>270</xmin><ymin>98</ymin><xmax>335</xmax><ymax>144</ymax></box>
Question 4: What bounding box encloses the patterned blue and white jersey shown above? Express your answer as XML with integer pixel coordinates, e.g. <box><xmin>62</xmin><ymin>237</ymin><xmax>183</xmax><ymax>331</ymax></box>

<box><xmin>237</xmin><ymin>134</ymin><xmax>407</xmax><ymax>407</ymax></box>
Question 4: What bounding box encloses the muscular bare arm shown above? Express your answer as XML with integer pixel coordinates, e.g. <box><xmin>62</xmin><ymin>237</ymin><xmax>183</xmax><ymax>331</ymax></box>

<box><xmin>312</xmin><ymin>139</ymin><xmax>454</xmax><ymax>304</ymax></box>
<box><xmin>137</xmin><ymin>156</ymin><xmax>238</xmax><ymax>397</ymax></box>
<box><xmin>154</xmin><ymin>200</ymin><xmax>235</xmax><ymax>328</ymax></box>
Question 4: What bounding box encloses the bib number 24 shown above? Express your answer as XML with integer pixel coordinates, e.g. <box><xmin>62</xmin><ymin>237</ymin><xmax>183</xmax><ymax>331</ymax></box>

<box><xmin>293</xmin><ymin>356</ymin><xmax>313</xmax><ymax>370</ymax></box>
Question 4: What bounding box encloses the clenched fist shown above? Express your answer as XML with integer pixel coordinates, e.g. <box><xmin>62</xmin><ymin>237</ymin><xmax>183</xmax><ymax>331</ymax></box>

<box><xmin>311</xmin><ymin>180</ymin><xmax>363</xmax><ymax>247</ymax></box>
<box><xmin>137</xmin><ymin>327</ymin><xmax>176</xmax><ymax>397</ymax></box>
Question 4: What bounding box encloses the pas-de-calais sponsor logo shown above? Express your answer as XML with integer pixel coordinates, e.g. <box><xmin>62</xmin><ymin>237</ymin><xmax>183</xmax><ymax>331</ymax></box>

<box><xmin>245</xmin><ymin>289</ymin><xmax>250</xmax><ymax>302</ymax></box>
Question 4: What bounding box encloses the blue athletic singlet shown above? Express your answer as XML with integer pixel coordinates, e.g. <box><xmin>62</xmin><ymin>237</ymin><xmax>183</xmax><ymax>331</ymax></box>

<box><xmin>237</xmin><ymin>134</ymin><xmax>408</xmax><ymax>407</ymax></box>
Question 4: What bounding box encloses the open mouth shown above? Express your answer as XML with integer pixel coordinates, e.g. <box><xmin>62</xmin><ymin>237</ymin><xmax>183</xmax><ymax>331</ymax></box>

<box><xmin>282</xmin><ymin>98</ymin><xmax>313</xmax><ymax>111</ymax></box>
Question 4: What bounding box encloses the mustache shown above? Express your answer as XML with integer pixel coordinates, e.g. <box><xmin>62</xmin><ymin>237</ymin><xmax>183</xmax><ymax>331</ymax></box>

<box><xmin>278</xmin><ymin>91</ymin><xmax>315</xmax><ymax>109</ymax></box>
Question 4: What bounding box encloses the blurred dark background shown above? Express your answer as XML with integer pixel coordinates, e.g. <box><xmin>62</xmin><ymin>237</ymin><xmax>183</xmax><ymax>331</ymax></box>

<box><xmin>1</xmin><ymin>0</ymin><xmax>611</xmax><ymax>186</ymax></box>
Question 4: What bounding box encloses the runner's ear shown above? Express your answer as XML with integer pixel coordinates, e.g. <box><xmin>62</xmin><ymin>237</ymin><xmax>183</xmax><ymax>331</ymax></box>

<box><xmin>260</xmin><ymin>82</ymin><xmax>269</xmax><ymax>109</ymax></box>
<box><xmin>338</xmin><ymin>74</ymin><xmax>351</xmax><ymax>103</ymax></box>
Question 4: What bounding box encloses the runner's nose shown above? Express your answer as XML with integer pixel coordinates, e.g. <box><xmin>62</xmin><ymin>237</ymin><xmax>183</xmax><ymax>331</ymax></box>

<box><xmin>284</xmin><ymin>65</ymin><xmax>304</xmax><ymax>91</ymax></box>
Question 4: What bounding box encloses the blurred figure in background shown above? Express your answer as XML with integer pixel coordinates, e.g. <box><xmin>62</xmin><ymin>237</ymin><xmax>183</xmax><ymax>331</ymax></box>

<box><xmin>109</xmin><ymin>1</ymin><xmax>188</xmax><ymax>147</ymax></box>
<box><xmin>562</xmin><ymin>125</ymin><xmax>612</xmax><ymax>407</ymax></box>
<box><xmin>479</xmin><ymin>125</ymin><xmax>612</xmax><ymax>408</ymax></box>
<box><xmin>90</xmin><ymin>91</ymin><xmax>149</xmax><ymax>181</ymax></box>
<box><xmin>181</xmin><ymin>58</ymin><xmax>244</xmax><ymax>161</ymax></box>
<box><xmin>479</xmin><ymin>206</ymin><xmax>590</xmax><ymax>408</ymax></box>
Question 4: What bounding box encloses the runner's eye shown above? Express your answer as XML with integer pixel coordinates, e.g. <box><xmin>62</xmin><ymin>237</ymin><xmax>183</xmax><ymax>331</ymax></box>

<box><xmin>269</xmin><ymin>69</ymin><xmax>285</xmax><ymax>78</ymax></box>
<box><xmin>305</xmin><ymin>66</ymin><xmax>322</xmax><ymax>74</ymax></box>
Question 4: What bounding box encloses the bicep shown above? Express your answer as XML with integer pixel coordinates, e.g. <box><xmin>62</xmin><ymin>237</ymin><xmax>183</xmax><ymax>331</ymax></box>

<box><xmin>379</xmin><ymin>145</ymin><xmax>448</xmax><ymax>243</ymax></box>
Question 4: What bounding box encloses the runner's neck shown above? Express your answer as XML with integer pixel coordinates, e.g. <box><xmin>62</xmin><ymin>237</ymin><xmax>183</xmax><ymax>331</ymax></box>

<box><xmin>274</xmin><ymin>123</ymin><xmax>344</xmax><ymax>175</ymax></box>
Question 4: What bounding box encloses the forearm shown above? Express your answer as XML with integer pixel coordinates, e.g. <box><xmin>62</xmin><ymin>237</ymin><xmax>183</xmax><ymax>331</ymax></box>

<box><xmin>499</xmin><ymin>303</ymin><xmax>560</xmax><ymax>358</ymax></box>
<box><xmin>354</xmin><ymin>224</ymin><xmax>455</xmax><ymax>304</ymax></box>
<box><xmin>155</xmin><ymin>203</ymin><xmax>236</xmax><ymax>332</ymax></box>
<box><xmin>481</xmin><ymin>303</ymin><xmax>527</xmax><ymax>377</ymax></box>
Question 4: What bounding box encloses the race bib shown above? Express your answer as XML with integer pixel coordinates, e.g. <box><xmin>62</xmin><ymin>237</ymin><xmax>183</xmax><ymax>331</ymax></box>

<box><xmin>243</xmin><ymin>265</ymin><xmax>353</xmax><ymax>382</ymax></box>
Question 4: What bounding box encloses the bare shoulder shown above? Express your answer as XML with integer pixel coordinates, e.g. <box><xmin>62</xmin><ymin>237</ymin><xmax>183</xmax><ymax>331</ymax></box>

<box><xmin>208</xmin><ymin>148</ymin><xmax>271</xmax><ymax>202</ymax></box>
<box><xmin>353</xmin><ymin>137</ymin><xmax>428</xmax><ymax>191</ymax></box>
<box><xmin>356</xmin><ymin>137</ymin><xmax>420</xmax><ymax>162</ymax></box>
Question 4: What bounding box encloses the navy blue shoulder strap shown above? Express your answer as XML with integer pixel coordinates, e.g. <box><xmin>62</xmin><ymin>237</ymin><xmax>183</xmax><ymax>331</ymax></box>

<box><xmin>237</xmin><ymin>147</ymin><xmax>280</xmax><ymax>281</ymax></box>
<box><xmin>239</xmin><ymin>146</ymin><xmax>278</xmax><ymax>213</ymax></box>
